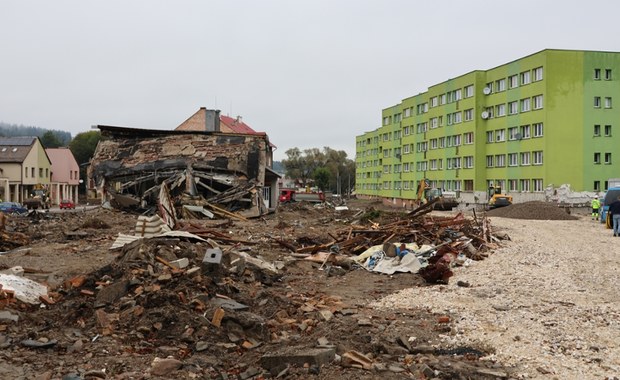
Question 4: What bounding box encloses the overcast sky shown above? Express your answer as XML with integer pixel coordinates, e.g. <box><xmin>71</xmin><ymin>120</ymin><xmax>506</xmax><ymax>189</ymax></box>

<box><xmin>2</xmin><ymin>1</ymin><xmax>619</xmax><ymax>161</ymax></box>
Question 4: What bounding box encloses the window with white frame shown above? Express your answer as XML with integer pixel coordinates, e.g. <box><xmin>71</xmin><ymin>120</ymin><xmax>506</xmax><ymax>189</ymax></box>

<box><xmin>533</xmin><ymin>122</ymin><xmax>543</xmax><ymax>137</ymax></box>
<box><xmin>605</xmin><ymin>124</ymin><xmax>612</xmax><ymax>136</ymax></box>
<box><xmin>430</xmin><ymin>97</ymin><xmax>438</xmax><ymax>107</ymax></box>
<box><xmin>383</xmin><ymin>165</ymin><xmax>390</xmax><ymax>173</ymax></box>
<box><xmin>430</xmin><ymin>159</ymin><xmax>437</xmax><ymax>170</ymax></box>
<box><xmin>496</xmin><ymin>103</ymin><xmax>506</xmax><ymax>117</ymax></box>
<box><xmin>447</xmin><ymin>113</ymin><xmax>453</xmax><ymax>125</ymax></box>
<box><xmin>533</xmin><ymin>67</ymin><xmax>543</xmax><ymax>81</ymax></box>
<box><xmin>403</xmin><ymin>144</ymin><xmax>410</xmax><ymax>154</ymax></box>
<box><xmin>521</xmin><ymin>98</ymin><xmax>531</xmax><ymax>112</ymax></box>
<box><xmin>465</xmin><ymin>85</ymin><xmax>474</xmax><ymax>98</ymax></box>
<box><xmin>605</xmin><ymin>97</ymin><xmax>612</xmax><ymax>108</ymax></box>
<box><xmin>486</xmin><ymin>131</ymin><xmax>494</xmax><ymax>143</ymax></box>
<box><xmin>404</xmin><ymin>126</ymin><xmax>410</xmax><ymax>135</ymax></box>
<box><xmin>455</xmin><ymin>89</ymin><xmax>462</xmax><ymax>101</ymax></box>
<box><xmin>508</xmin><ymin>127</ymin><xmax>518</xmax><ymax>140</ymax></box>
<box><xmin>394</xmin><ymin>164</ymin><xmax>401</xmax><ymax>173</ymax></box>
<box><xmin>509</xmin><ymin>179</ymin><xmax>518</xmax><ymax>191</ymax></box>
<box><xmin>521</xmin><ymin>71</ymin><xmax>531</xmax><ymax>85</ymax></box>
<box><xmin>439</xmin><ymin>137</ymin><xmax>445</xmax><ymax>148</ymax></box>
<box><xmin>594</xmin><ymin>152</ymin><xmax>601</xmax><ymax>164</ymax></box>
<box><xmin>533</xmin><ymin>179</ymin><xmax>543</xmax><ymax>192</ymax></box>
<box><xmin>520</xmin><ymin>179</ymin><xmax>530</xmax><ymax>192</ymax></box>
<box><xmin>438</xmin><ymin>159</ymin><xmax>443</xmax><ymax>170</ymax></box>
<box><xmin>464</xmin><ymin>156</ymin><xmax>473</xmax><ymax>168</ymax></box>
<box><xmin>486</xmin><ymin>155</ymin><xmax>494</xmax><ymax>167</ymax></box>
<box><xmin>464</xmin><ymin>132</ymin><xmax>474</xmax><ymax>144</ymax></box>
<box><xmin>521</xmin><ymin>124</ymin><xmax>531</xmax><ymax>139</ymax></box>
<box><xmin>446</xmin><ymin>135</ymin><xmax>453</xmax><ymax>147</ymax></box>
<box><xmin>533</xmin><ymin>95</ymin><xmax>543</xmax><ymax>109</ymax></box>
<box><xmin>496</xmin><ymin>78</ymin><xmax>506</xmax><ymax>92</ymax></box>
<box><xmin>533</xmin><ymin>150</ymin><xmax>543</xmax><ymax>165</ymax></box>
<box><xmin>464</xmin><ymin>109</ymin><xmax>473</xmax><ymax>121</ymax></box>
<box><xmin>394</xmin><ymin>130</ymin><xmax>401</xmax><ymax>139</ymax></box>
<box><xmin>423</xmin><ymin>103</ymin><xmax>428</xmax><ymax>112</ymax></box>
<box><xmin>439</xmin><ymin>116</ymin><xmax>444</xmax><ymax>126</ymax></box>
<box><xmin>496</xmin><ymin>154</ymin><xmax>506</xmax><ymax>167</ymax></box>
<box><xmin>440</xmin><ymin>94</ymin><xmax>446</xmax><ymax>105</ymax></box>
<box><xmin>594</xmin><ymin>68</ymin><xmax>601</xmax><ymax>80</ymax></box>
<box><xmin>404</xmin><ymin>162</ymin><xmax>410</xmax><ymax>172</ymax></box>
<box><xmin>383</xmin><ymin>181</ymin><xmax>390</xmax><ymax>189</ymax></box>
<box><xmin>594</xmin><ymin>96</ymin><xmax>601</xmax><ymax>108</ymax></box>
<box><xmin>485</xmin><ymin>82</ymin><xmax>493</xmax><ymax>93</ymax></box>
<box><xmin>453</xmin><ymin>180</ymin><xmax>461</xmax><ymax>191</ymax></box>
<box><xmin>508</xmin><ymin>101</ymin><xmax>518</xmax><ymax>115</ymax></box>
<box><xmin>403</xmin><ymin>181</ymin><xmax>409</xmax><ymax>190</ymax></box>
<box><xmin>496</xmin><ymin>129</ymin><xmax>506</xmax><ymax>142</ymax></box>
<box><xmin>520</xmin><ymin>152</ymin><xmax>530</xmax><ymax>165</ymax></box>
<box><xmin>447</xmin><ymin>91</ymin><xmax>453</xmax><ymax>103</ymax></box>
<box><xmin>430</xmin><ymin>138</ymin><xmax>438</xmax><ymax>149</ymax></box>
<box><xmin>430</xmin><ymin>117</ymin><xmax>438</xmax><ymax>129</ymax></box>
<box><xmin>605</xmin><ymin>69</ymin><xmax>612</xmax><ymax>80</ymax></box>
<box><xmin>509</xmin><ymin>74</ymin><xmax>519</xmax><ymax>88</ymax></box>
<box><xmin>508</xmin><ymin>153</ymin><xmax>518</xmax><ymax>166</ymax></box>
<box><xmin>404</xmin><ymin>108</ymin><xmax>411</xmax><ymax>118</ymax></box>
<box><xmin>453</xmin><ymin>112</ymin><xmax>462</xmax><ymax>123</ymax></box>
<box><xmin>594</xmin><ymin>124</ymin><xmax>601</xmax><ymax>136</ymax></box>
<box><xmin>383</xmin><ymin>117</ymin><xmax>390</xmax><ymax>125</ymax></box>
<box><xmin>453</xmin><ymin>134</ymin><xmax>462</xmax><ymax>146</ymax></box>
<box><xmin>453</xmin><ymin>157</ymin><xmax>461</xmax><ymax>168</ymax></box>
<box><xmin>485</xmin><ymin>106</ymin><xmax>494</xmax><ymax>118</ymax></box>
<box><xmin>605</xmin><ymin>152</ymin><xmax>612</xmax><ymax>164</ymax></box>
<box><xmin>383</xmin><ymin>149</ymin><xmax>390</xmax><ymax>158</ymax></box>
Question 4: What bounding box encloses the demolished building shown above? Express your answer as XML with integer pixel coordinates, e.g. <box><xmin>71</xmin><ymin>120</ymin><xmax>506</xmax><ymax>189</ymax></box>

<box><xmin>88</xmin><ymin>109</ymin><xmax>280</xmax><ymax>220</ymax></box>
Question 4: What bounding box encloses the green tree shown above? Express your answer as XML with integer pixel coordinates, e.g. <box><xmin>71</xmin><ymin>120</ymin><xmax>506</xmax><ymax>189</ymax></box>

<box><xmin>282</xmin><ymin>146</ymin><xmax>355</xmax><ymax>194</ymax></box>
<box><xmin>313</xmin><ymin>167</ymin><xmax>331</xmax><ymax>192</ymax></box>
<box><xmin>40</xmin><ymin>131</ymin><xmax>63</xmax><ymax>148</ymax></box>
<box><xmin>69</xmin><ymin>131</ymin><xmax>101</xmax><ymax>194</ymax></box>
<box><xmin>69</xmin><ymin>131</ymin><xmax>101</xmax><ymax>165</ymax></box>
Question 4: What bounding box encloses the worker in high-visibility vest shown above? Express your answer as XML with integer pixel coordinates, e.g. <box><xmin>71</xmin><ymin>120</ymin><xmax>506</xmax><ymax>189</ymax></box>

<box><xmin>591</xmin><ymin>196</ymin><xmax>601</xmax><ymax>220</ymax></box>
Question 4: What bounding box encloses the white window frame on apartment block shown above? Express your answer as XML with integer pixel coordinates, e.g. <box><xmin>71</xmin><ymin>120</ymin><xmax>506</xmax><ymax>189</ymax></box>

<box><xmin>508</xmin><ymin>153</ymin><xmax>518</xmax><ymax>166</ymax></box>
<box><xmin>509</xmin><ymin>179</ymin><xmax>518</xmax><ymax>192</ymax></box>
<box><xmin>533</xmin><ymin>150</ymin><xmax>543</xmax><ymax>165</ymax></box>
<box><xmin>508</xmin><ymin>127</ymin><xmax>518</xmax><ymax>140</ymax></box>
<box><xmin>464</xmin><ymin>85</ymin><xmax>474</xmax><ymax>98</ymax></box>
<box><xmin>605</xmin><ymin>97</ymin><xmax>612</xmax><ymax>108</ymax></box>
<box><xmin>520</xmin><ymin>152</ymin><xmax>531</xmax><ymax>166</ymax></box>
<box><xmin>521</xmin><ymin>124</ymin><xmax>531</xmax><ymax>139</ymax></box>
<box><xmin>496</xmin><ymin>129</ymin><xmax>506</xmax><ymax>142</ymax></box>
<box><xmin>533</xmin><ymin>122</ymin><xmax>543</xmax><ymax>137</ymax></box>
<box><xmin>486</xmin><ymin>155</ymin><xmax>494</xmax><ymax>168</ymax></box>
<box><xmin>496</xmin><ymin>78</ymin><xmax>506</xmax><ymax>92</ymax></box>
<box><xmin>464</xmin><ymin>156</ymin><xmax>473</xmax><ymax>168</ymax></box>
<box><xmin>509</xmin><ymin>74</ymin><xmax>519</xmax><ymax>89</ymax></box>
<box><xmin>486</xmin><ymin>131</ymin><xmax>494</xmax><ymax>143</ymax></box>
<box><xmin>521</xmin><ymin>98</ymin><xmax>531</xmax><ymax>112</ymax></box>
<box><xmin>496</xmin><ymin>154</ymin><xmax>506</xmax><ymax>167</ymax></box>
<box><xmin>464</xmin><ymin>109</ymin><xmax>473</xmax><ymax>121</ymax></box>
<box><xmin>533</xmin><ymin>67</ymin><xmax>543</xmax><ymax>81</ymax></box>
<box><xmin>521</xmin><ymin>71</ymin><xmax>531</xmax><ymax>85</ymax></box>
<box><xmin>520</xmin><ymin>179</ymin><xmax>530</xmax><ymax>192</ymax></box>
<box><xmin>508</xmin><ymin>101</ymin><xmax>518</xmax><ymax>115</ymax></box>
<box><xmin>533</xmin><ymin>95</ymin><xmax>543</xmax><ymax>109</ymax></box>
<box><xmin>496</xmin><ymin>103</ymin><xmax>506</xmax><ymax>117</ymax></box>
<box><xmin>533</xmin><ymin>179</ymin><xmax>544</xmax><ymax>192</ymax></box>
<box><xmin>464</xmin><ymin>132</ymin><xmax>474</xmax><ymax>144</ymax></box>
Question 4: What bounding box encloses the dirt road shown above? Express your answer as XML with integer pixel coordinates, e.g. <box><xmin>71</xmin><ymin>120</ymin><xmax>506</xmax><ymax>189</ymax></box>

<box><xmin>372</xmin><ymin>214</ymin><xmax>620</xmax><ymax>379</ymax></box>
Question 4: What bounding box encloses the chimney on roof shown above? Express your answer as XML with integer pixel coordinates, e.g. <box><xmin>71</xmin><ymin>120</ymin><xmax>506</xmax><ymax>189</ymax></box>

<box><xmin>236</xmin><ymin>115</ymin><xmax>242</xmax><ymax>124</ymax></box>
<box><xmin>205</xmin><ymin>109</ymin><xmax>221</xmax><ymax>132</ymax></box>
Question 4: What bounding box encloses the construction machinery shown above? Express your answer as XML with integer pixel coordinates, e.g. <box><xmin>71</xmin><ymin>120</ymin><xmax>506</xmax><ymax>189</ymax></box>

<box><xmin>416</xmin><ymin>179</ymin><xmax>460</xmax><ymax>210</ymax></box>
<box><xmin>23</xmin><ymin>184</ymin><xmax>52</xmax><ymax>210</ymax></box>
<box><xmin>487</xmin><ymin>185</ymin><xmax>512</xmax><ymax>209</ymax></box>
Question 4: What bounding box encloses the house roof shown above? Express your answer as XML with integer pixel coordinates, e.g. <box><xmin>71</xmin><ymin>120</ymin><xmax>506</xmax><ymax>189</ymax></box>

<box><xmin>0</xmin><ymin>136</ymin><xmax>37</xmax><ymax>163</ymax></box>
<box><xmin>220</xmin><ymin>115</ymin><xmax>261</xmax><ymax>135</ymax></box>
<box><xmin>46</xmin><ymin>147</ymin><xmax>79</xmax><ymax>167</ymax></box>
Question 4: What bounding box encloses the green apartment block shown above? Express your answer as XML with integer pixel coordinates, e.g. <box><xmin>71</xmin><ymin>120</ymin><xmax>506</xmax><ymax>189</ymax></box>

<box><xmin>355</xmin><ymin>49</ymin><xmax>620</xmax><ymax>205</ymax></box>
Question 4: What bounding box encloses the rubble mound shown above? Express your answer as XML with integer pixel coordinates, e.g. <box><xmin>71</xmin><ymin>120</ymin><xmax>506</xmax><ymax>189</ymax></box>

<box><xmin>487</xmin><ymin>201</ymin><xmax>578</xmax><ymax>220</ymax></box>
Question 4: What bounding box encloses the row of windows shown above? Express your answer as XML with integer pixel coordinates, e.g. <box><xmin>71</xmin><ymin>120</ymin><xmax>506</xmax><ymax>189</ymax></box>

<box><xmin>593</xmin><ymin>68</ymin><xmax>613</xmax><ymax>81</ymax></box>
<box><xmin>484</xmin><ymin>95</ymin><xmax>544</xmax><ymax>118</ymax></box>
<box><xmin>486</xmin><ymin>151</ymin><xmax>544</xmax><ymax>167</ymax></box>
<box><xmin>594</xmin><ymin>152</ymin><xmax>613</xmax><ymax>164</ymax></box>
<box><xmin>358</xmin><ymin>178</ymin><xmax>545</xmax><ymax>193</ymax></box>
<box><xmin>594</xmin><ymin>124</ymin><xmax>613</xmax><ymax>136</ymax></box>
<box><xmin>593</xmin><ymin>96</ymin><xmax>613</xmax><ymax>108</ymax></box>
<box><xmin>487</xmin><ymin>123</ymin><xmax>544</xmax><ymax>143</ymax></box>
<box><xmin>24</xmin><ymin>167</ymin><xmax>49</xmax><ymax>179</ymax></box>
<box><xmin>485</xmin><ymin>67</ymin><xmax>544</xmax><ymax>94</ymax></box>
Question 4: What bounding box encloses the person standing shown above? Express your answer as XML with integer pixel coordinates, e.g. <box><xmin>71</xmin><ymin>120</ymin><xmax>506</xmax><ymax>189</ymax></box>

<box><xmin>591</xmin><ymin>196</ymin><xmax>601</xmax><ymax>220</ymax></box>
<box><xmin>608</xmin><ymin>196</ymin><xmax>620</xmax><ymax>236</ymax></box>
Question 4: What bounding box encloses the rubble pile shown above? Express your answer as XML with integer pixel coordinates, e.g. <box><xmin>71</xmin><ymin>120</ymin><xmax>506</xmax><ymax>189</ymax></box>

<box><xmin>0</xmin><ymin>201</ymin><xmax>516</xmax><ymax>379</ymax></box>
<box><xmin>487</xmin><ymin>201</ymin><xmax>579</xmax><ymax>220</ymax></box>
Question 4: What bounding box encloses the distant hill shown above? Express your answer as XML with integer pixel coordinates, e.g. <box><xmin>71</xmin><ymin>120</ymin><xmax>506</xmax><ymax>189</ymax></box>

<box><xmin>0</xmin><ymin>121</ymin><xmax>72</xmax><ymax>145</ymax></box>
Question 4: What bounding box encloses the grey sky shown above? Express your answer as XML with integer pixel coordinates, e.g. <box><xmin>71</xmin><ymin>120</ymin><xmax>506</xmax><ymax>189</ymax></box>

<box><xmin>2</xmin><ymin>0</ymin><xmax>619</xmax><ymax>161</ymax></box>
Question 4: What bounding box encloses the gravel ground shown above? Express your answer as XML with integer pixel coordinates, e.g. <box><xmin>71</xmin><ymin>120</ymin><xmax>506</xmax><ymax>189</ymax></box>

<box><xmin>371</xmin><ymin>213</ymin><xmax>620</xmax><ymax>380</ymax></box>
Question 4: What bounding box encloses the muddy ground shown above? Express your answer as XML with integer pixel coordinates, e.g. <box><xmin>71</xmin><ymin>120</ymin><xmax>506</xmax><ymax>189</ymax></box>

<box><xmin>0</xmin><ymin>200</ymin><xmax>517</xmax><ymax>380</ymax></box>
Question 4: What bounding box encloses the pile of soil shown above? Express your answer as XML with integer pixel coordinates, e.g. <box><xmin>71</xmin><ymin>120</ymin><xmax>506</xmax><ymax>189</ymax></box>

<box><xmin>486</xmin><ymin>201</ymin><xmax>578</xmax><ymax>220</ymax></box>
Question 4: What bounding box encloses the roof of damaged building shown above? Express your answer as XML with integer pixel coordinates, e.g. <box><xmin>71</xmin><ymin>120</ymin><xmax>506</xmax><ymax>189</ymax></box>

<box><xmin>92</xmin><ymin>124</ymin><xmax>269</xmax><ymax>179</ymax></box>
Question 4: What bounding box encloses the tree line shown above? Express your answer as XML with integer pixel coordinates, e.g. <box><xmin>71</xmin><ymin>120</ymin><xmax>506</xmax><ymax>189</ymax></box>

<box><xmin>281</xmin><ymin>147</ymin><xmax>355</xmax><ymax>195</ymax></box>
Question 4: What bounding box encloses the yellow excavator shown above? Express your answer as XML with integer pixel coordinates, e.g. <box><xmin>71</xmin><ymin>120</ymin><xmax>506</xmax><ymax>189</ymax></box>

<box><xmin>488</xmin><ymin>185</ymin><xmax>512</xmax><ymax>209</ymax></box>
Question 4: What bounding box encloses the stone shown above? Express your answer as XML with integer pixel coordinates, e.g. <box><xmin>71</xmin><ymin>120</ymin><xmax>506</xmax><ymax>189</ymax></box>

<box><xmin>169</xmin><ymin>257</ymin><xmax>189</xmax><ymax>269</ymax></box>
<box><xmin>318</xmin><ymin>309</ymin><xmax>334</xmax><ymax>321</ymax></box>
<box><xmin>239</xmin><ymin>367</ymin><xmax>260</xmax><ymax>380</ymax></box>
<box><xmin>477</xmin><ymin>368</ymin><xmax>509</xmax><ymax>378</ymax></box>
<box><xmin>196</xmin><ymin>341</ymin><xmax>209</xmax><ymax>352</ymax></box>
<box><xmin>67</xmin><ymin>339</ymin><xmax>84</xmax><ymax>353</ymax></box>
<box><xmin>260</xmin><ymin>348</ymin><xmax>335</xmax><ymax>373</ymax></box>
<box><xmin>150</xmin><ymin>357</ymin><xmax>183</xmax><ymax>376</ymax></box>
<box><xmin>341</xmin><ymin>350</ymin><xmax>372</xmax><ymax>370</ymax></box>
<box><xmin>357</xmin><ymin>318</ymin><xmax>372</xmax><ymax>326</ymax></box>
<box><xmin>0</xmin><ymin>310</ymin><xmax>19</xmax><ymax>322</ymax></box>
<box><xmin>21</xmin><ymin>339</ymin><xmax>58</xmax><ymax>348</ymax></box>
<box><xmin>94</xmin><ymin>279</ymin><xmax>129</xmax><ymax>307</ymax></box>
